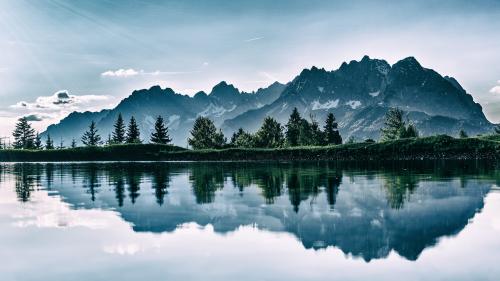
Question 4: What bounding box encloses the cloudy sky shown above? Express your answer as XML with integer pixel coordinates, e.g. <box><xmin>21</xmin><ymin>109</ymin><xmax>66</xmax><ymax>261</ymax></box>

<box><xmin>0</xmin><ymin>0</ymin><xmax>499</xmax><ymax>137</ymax></box>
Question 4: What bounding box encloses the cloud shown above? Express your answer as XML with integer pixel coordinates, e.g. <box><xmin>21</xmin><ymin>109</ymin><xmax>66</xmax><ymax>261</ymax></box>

<box><xmin>101</xmin><ymin>68</ymin><xmax>139</xmax><ymax>77</ymax></box>
<box><xmin>22</xmin><ymin>114</ymin><xmax>44</xmax><ymax>122</ymax></box>
<box><xmin>101</xmin><ymin>68</ymin><xmax>200</xmax><ymax>78</ymax></box>
<box><xmin>490</xmin><ymin>80</ymin><xmax>500</xmax><ymax>95</ymax></box>
<box><xmin>11</xmin><ymin>90</ymin><xmax>111</xmax><ymax>111</ymax></box>
<box><xmin>490</xmin><ymin>86</ymin><xmax>500</xmax><ymax>95</ymax></box>
<box><xmin>244</xmin><ymin>37</ymin><xmax>264</xmax><ymax>42</ymax></box>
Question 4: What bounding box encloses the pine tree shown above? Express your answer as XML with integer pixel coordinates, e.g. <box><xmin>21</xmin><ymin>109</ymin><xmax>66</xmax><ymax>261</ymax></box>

<box><xmin>188</xmin><ymin>117</ymin><xmax>218</xmax><ymax>149</ymax></box>
<box><xmin>255</xmin><ymin>116</ymin><xmax>284</xmax><ymax>148</ymax></box>
<box><xmin>45</xmin><ymin>134</ymin><xmax>54</xmax><ymax>150</ymax></box>
<box><xmin>112</xmin><ymin>113</ymin><xmax>126</xmax><ymax>144</ymax></box>
<box><xmin>81</xmin><ymin>121</ymin><xmax>102</xmax><ymax>146</ymax></box>
<box><xmin>380</xmin><ymin>108</ymin><xmax>405</xmax><ymax>141</ymax></box>
<box><xmin>494</xmin><ymin>125</ymin><xmax>500</xmax><ymax>135</ymax></box>
<box><xmin>150</xmin><ymin>115</ymin><xmax>171</xmax><ymax>144</ymax></box>
<box><xmin>459</xmin><ymin>129</ymin><xmax>468</xmax><ymax>139</ymax></box>
<box><xmin>34</xmin><ymin>132</ymin><xmax>43</xmax><ymax>149</ymax></box>
<box><xmin>106</xmin><ymin>134</ymin><xmax>112</xmax><ymax>146</ymax></box>
<box><xmin>286</xmin><ymin>107</ymin><xmax>302</xmax><ymax>146</ymax></box>
<box><xmin>309</xmin><ymin>115</ymin><xmax>324</xmax><ymax>146</ymax></box>
<box><xmin>12</xmin><ymin>117</ymin><xmax>36</xmax><ymax>149</ymax></box>
<box><xmin>324</xmin><ymin>113</ymin><xmax>342</xmax><ymax>145</ymax></box>
<box><xmin>401</xmin><ymin>123</ymin><xmax>419</xmax><ymax>138</ymax></box>
<box><xmin>126</xmin><ymin>116</ymin><xmax>141</xmax><ymax>143</ymax></box>
<box><xmin>57</xmin><ymin>137</ymin><xmax>65</xmax><ymax>149</ymax></box>
<box><xmin>71</xmin><ymin>138</ymin><xmax>77</xmax><ymax>148</ymax></box>
<box><xmin>213</xmin><ymin>129</ymin><xmax>227</xmax><ymax>149</ymax></box>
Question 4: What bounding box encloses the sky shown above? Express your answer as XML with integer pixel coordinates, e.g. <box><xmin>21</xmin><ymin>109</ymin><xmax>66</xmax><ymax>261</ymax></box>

<box><xmin>0</xmin><ymin>0</ymin><xmax>499</xmax><ymax>138</ymax></box>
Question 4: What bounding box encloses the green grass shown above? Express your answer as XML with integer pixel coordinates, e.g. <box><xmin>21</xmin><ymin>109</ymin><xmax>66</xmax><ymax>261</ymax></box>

<box><xmin>1</xmin><ymin>135</ymin><xmax>499</xmax><ymax>162</ymax></box>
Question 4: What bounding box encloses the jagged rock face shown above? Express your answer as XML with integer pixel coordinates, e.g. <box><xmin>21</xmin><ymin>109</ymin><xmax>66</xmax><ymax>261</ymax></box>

<box><xmin>224</xmin><ymin>56</ymin><xmax>492</xmax><ymax>140</ymax></box>
<box><xmin>42</xmin><ymin>56</ymin><xmax>492</xmax><ymax>146</ymax></box>
<box><xmin>42</xmin><ymin>81</ymin><xmax>286</xmax><ymax>146</ymax></box>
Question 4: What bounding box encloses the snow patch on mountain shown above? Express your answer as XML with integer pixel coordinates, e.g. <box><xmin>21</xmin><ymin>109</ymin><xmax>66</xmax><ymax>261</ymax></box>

<box><xmin>346</xmin><ymin>100</ymin><xmax>362</xmax><ymax>109</ymax></box>
<box><xmin>318</xmin><ymin>86</ymin><xmax>324</xmax><ymax>93</ymax></box>
<box><xmin>369</xmin><ymin>91</ymin><xmax>380</xmax><ymax>97</ymax></box>
<box><xmin>311</xmin><ymin>99</ymin><xmax>339</xmax><ymax>110</ymax></box>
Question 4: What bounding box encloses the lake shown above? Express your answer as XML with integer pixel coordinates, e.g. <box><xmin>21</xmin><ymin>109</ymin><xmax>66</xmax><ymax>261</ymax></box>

<box><xmin>1</xmin><ymin>161</ymin><xmax>499</xmax><ymax>281</ymax></box>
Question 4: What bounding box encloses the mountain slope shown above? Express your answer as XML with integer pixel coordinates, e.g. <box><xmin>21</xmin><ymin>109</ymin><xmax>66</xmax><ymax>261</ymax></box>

<box><xmin>42</xmin><ymin>82</ymin><xmax>286</xmax><ymax>146</ymax></box>
<box><xmin>223</xmin><ymin>56</ymin><xmax>492</xmax><ymax>140</ymax></box>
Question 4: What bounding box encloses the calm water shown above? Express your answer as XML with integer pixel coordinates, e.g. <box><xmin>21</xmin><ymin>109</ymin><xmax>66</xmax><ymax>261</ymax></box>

<box><xmin>1</xmin><ymin>161</ymin><xmax>499</xmax><ymax>281</ymax></box>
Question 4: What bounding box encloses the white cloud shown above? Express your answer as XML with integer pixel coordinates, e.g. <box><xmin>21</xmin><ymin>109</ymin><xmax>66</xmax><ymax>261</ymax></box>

<box><xmin>244</xmin><ymin>37</ymin><xmax>264</xmax><ymax>42</ymax></box>
<box><xmin>490</xmin><ymin>85</ymin><xmax>500</xmax><ymax>95</ymax></box>
<box><xmin>486</xmin><ymin>80</ymin><xmax>500</xmax><ymax>96</ymax></box>
<box><xmin>101</xmin><ymin>68</ymin><xmax>139</xmax><ymax>77</ymax></box>
<box><xmin>11</xmin><ymin>90</ymin><xmax>111</xmax><ymax>111</ymax></box>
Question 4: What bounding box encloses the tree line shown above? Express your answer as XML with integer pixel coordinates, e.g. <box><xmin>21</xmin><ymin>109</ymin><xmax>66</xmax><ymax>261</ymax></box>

<box><xmin>9</xmin><ymin>114</ymin><xmax>171</xmax><ymax>149</ymax></box>
<box><xmin>188</xmin><ymin>108</ymin><xmax>342</xmax><ymax>149</ymax></box>
<box><xmin>9</xmin><ymin>107</ymin><xmax>500</xmax><ymax>150</ymax></box>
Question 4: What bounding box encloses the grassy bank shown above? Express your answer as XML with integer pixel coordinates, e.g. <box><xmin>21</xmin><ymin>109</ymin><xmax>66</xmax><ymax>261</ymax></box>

<box><xmin>0</xmin><ymin>135</ymin><xmax>499</xmax><ymax>162</ymax></box>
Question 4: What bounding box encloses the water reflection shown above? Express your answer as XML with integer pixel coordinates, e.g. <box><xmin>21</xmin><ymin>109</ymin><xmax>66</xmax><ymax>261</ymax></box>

<box><xmin>2</xmin><ymin>161</ymin><xmax>498</xmax><ymax>261</ymax></box>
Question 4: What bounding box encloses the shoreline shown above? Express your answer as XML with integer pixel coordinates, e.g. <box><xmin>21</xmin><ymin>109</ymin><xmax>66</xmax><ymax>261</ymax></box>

<box><xmin>0</xmin><ymin>135</ymin><xmax>499</xmax><ymax>162</ymax></box>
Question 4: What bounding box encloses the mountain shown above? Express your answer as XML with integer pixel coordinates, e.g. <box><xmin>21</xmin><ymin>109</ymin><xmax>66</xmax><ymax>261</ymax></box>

<box><xmin>42</xmin><ymin>56</ymin><xmax>494</xmax><ymax>146</ymax></box>
<box><xmin>223</xmin><ymin>56</ymin><xmax>492</xmax><ymax>140</ymax></box>
<box><xmin>41</xmin><ymin>81</ymin><xmax>286</xmax><ymax>146</ymax></box>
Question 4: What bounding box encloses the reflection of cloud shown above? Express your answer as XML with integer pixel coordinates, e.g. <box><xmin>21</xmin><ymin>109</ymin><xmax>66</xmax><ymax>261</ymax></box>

<box><xmin>103</xmin><ymin>244</ymin><xmax>142</xmax><ymax>255</ymax></box>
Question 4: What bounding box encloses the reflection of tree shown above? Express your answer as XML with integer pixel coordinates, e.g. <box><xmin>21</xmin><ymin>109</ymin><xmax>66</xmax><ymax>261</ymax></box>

<box><xmin>151</xmin><ymin>166</ymin><xmax>170</xmax><ymax>205</ymax></box>
<box><xmin>323</xmin><ymin>173</ymin><xmax>342</xmax><ymax>209</ymax></box>
<box><xmin>126</xmin><ymin>166</ymin><xmax>142</xmax><ymax>204</ymax></box>
<box><xmin>383</xmin><ymin>172</ymin><xmax>419</xmax><ymax>209</ymax></box>
<box><xmin>14</xmin><ymin>164</ymin><xmax>38</xmax><ymax>202</ymax></box>
<box><xmin>83</xmin><ymin>164</ymin><xmax>100</xmax><ymax>202</ymax></box>
<box><xmin>45</xmin><ymin>163</ymin><xmax>54</xmax><ymax>189</ymax></box>
<box><xmin>109</xmin><ymin>167</ymin><xmax>126</xmax><ymax>207</ymax></box>
<box><xmin>189</xmin><ymin>165</ymin><xmax>224</xmax><ymax>204</ymax></box>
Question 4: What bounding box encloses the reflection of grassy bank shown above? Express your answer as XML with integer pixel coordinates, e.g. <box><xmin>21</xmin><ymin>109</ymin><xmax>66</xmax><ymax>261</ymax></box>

<box><xmin>0</xmin><ymin>135</ymin><xmax>499</xmax><ymax>162</ymax></box>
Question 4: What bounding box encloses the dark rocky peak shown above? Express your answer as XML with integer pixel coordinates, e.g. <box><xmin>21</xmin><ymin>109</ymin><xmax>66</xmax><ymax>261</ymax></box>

<box><xmin>337</xmin><ymin>56</ymin><xmax>391</xmax><ymax>78</ymax></box>
<box><xmin>209</xmin><ymin>81</ymin><xmax>240</xmax><ymax>98</ymax></box>
<box><xmin>391</xmin><ymin>56</ymin><xmax>423</xmax><ymax>73</ymax></box>
<box><xmin>193</xmin><ymin>91</ymin><xmax>208</xmax><ymax>99</ymax></box>
<box><xmin>444</xmin><ymin>76</ymin><xmax>466</xmax><ymax>93</ymax></box>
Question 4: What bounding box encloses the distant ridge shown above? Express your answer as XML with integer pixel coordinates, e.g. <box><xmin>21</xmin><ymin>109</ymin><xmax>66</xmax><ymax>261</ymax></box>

<box><xmin>42</xmin><ymin>56</ymin><xmax>494</xmax><ymax>146</ymax></box>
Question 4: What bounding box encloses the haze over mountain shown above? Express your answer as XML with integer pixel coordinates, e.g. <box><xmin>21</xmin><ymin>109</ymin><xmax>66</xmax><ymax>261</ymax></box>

<box><xmin>42</xmin><ymin>56</ymin><xmax>494</xmax><ymax>146</ymax></box>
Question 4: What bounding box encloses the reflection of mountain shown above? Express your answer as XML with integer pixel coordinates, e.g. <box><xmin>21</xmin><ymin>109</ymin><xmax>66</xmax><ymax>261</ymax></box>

<box><xmin>4</xmin><ymin>162</ymin><xmax>497</xmax><ymax>261</ymax></box>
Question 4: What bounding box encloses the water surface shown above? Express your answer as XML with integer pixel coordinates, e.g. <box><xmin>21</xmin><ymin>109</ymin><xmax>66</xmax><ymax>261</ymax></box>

<box><xmin>1</xmin><ymin>161</ymin><xmax>499</xmax><ymax>281</ymax></box>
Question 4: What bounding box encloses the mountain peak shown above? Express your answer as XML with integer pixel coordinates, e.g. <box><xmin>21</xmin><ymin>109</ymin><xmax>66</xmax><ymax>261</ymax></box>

<box><xmin>393</xmin><ymin>56</ymin><xmax>422</xmax><ymax>69</ymax></box>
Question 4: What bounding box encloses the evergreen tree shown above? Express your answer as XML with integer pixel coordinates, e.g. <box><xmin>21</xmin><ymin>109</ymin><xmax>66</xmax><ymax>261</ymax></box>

<box><xmin>81</xmin><ymin>121</ymin><xmax>102</xmax><ymax>146</ymax></box>
<box><xmin>324</xmin><ymin>113</ymin><xmax>342</xmax><ymax>145</ymax></box>
<box><xmin>126</xmin><ymin>116</ymin><xmax>141</xmax><ymax>143</ymax></box>
<box><xmin>150</xmin><ymin>115</ymin><xmax>171</xmax><ymax>144</ymax></box>
<box><xmin>45</xmin><ymin>134</ymin><xmax>54</xmax><ymax>150</ymax></box>
<box><xmin>230</xmin><ymin>128</ymin><xmax>246</xmax><ymax>146</ymax></box>
<box><xmin>286</xmin><ymin>107</ymin><xmax>302</xmax><ymax>146</ymax></box>
<box><xmin>494</xmin><ymin>125</ymin><xmax>500</xmax><ymax>135</ymax></box>
<box><xmin>34</xmin><ymin>132</ymin><xmax>43</xmax><ymax>149</ymax></box>
<box><xmin>298</xmin><ymin>119</ymin><xmax>313</xmax><ymax>146</ymax></box>
<box><xmin>213</xmin><ymin>129</ymin><xmax>227</xmax><ymax>149</ymax></box>
<box><xmin>12</xmin><ymin>117</ymin><xmax>36</xmax><ymax>149</ymax></box>
<box><xmin>230</xmin><ymin>128</ymin><xmax>255</xmax><ymax>148</ymax></box>
<box><xmin>309</xmin><ymin>115</ymin><xmax>324</xmax><ymax>146</ymax></box>
<box><xmin>188</xmin><ymin>117</ymin><xmax>218</xmax><ymax>149</ymax></box>
<box><xmin>57</xmin><ymin>138</ymin><xmax>65</xmax><ymax>149</ymax></box>
<box><xmin>106</xmin><ymin>134</ymin><xmax>112</xmax><ymax>146</ymax></box>
<box><xmin>112</xmin><ymin>113</ymin><xmax>126</xmax><ymax>144</ymax></box>
<box><xmin>255</xmin><ymin>117</ymin><xmax>284</xmax><ymax>148</ymax></box>
<box><xmin>71</xmin><ymin>138</ymin><xmax>77</xmax><ymax>148</ymax></box>
<box><xmin>400</xmin><ymin>123</ymin><xmax>419</xmax><ymax>138</ymax></box>
<box><xmin>459</xmin><ymin>129</ymin><xmax>468</xmax><ymax>139</ymax></box>
<box><xmin>380</xmin><ymin>108</ymin><xmax>405</xmax><ymax>141</ymax></box>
